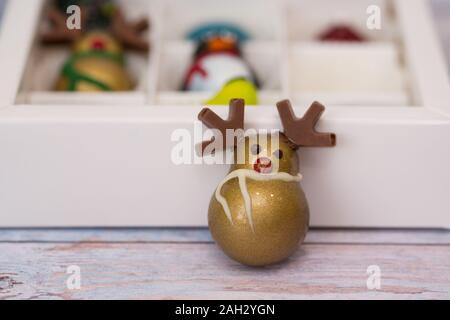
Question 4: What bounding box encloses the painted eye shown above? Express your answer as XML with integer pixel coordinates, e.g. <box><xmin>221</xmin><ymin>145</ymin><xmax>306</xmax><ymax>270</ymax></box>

<box><xmin>251</xmin><ymin>144</ymin><xmax>261</xmax><ymax>155</ymax></box>
<box><xmin>273</xmin><ymin>149</ymin><xmax>283</xmax><ymax>159</ymax></box>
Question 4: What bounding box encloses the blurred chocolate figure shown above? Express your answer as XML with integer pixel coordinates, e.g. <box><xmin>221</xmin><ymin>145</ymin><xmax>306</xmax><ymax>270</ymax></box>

<box><xmin>42</xmin><ymin>0</ymin><xmax>149</xmax><ymax>91</ymax></box>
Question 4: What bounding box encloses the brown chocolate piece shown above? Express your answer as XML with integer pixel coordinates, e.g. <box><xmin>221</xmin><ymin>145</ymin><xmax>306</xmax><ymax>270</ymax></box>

<box><xmin>41</xmin><ymin>7</ymin><xmax>85</xmax><ymax>44</ymax></box>
<box><xmin>198</xmin><ymin>99</ymin><xmax>245</xmax><ymax>155</ymax></box>
<box><xmin>41</xmin><ymin>6</ymin><xmax>149</xmax><ymax>52</ymax></box>
<box><xmin>198</xmin><ymin>99</ymin><xmax>335</xmax><ymax>155</ymax></box>
<box><xmin>276</xmin><ymin>100</ymin><xmax>336</xmax><ymax>149</ymax></box>
<box><xmin>110</xmin><ymin>8</ymin><xmax>150</xmax><ymax>52</ymax></box>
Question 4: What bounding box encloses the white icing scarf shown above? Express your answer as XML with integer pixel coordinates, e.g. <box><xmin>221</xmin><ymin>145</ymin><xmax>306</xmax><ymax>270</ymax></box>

<box><xmin>215</xmin><ymin>169</ymin><xmax>302</xmax><ymax>231</ymax></box>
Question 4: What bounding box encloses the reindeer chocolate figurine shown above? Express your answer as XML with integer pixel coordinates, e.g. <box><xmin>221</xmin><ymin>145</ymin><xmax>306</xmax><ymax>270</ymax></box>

<box><xmin>42</xmin><ymin>0</ymin><xmax>149</xmax><ymax>91</ymax></box>
<box><xmin>198</xmin><ymin>99</ymin><xmax>336</xmax><ymax>266</ymax></box>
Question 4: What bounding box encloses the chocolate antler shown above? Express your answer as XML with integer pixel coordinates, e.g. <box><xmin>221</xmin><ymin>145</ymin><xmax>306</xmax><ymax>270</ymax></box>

<box><xmin>41</xmin><ymin>7</ymin><xmax>85</xmax><ymax>44</ymax></box>
<box><xmin>198</xmin><ymin>99</ymin><xmax>245</xmax><ymax>155</ymax></box>
<box><xmin>276</xmin><ymin>100</ymin><xmax>336</xmax><ymax>148</ymax></box>
<box><xmin>110</xmin><ymin>9</ymin><xmax>150</xmax><ymax>52</ymax></box>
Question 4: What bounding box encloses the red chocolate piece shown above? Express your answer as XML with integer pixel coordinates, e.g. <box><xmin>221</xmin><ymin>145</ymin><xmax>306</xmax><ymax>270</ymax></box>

<box><xmin>319</xmin><ymin>25</ymin><xmax>365</xmax><ymax>42</ymax></box>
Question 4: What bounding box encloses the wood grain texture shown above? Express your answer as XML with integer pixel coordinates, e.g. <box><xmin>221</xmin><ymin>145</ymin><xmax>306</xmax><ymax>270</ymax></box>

<box><xmin>1</xmin><ymin>228</ymin><xmax>450</xmax><ymax>244</ymax></box>
<box><xmin>1</xmin><ymin>237</ymin><xmax>450</xmax><ymax>299</ymax></box>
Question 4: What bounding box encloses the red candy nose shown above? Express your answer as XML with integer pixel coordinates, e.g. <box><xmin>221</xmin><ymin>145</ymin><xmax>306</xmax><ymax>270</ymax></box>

<box><xmin>253</xmin><ymin>157</ymin><xmax>272</xmax><ymax>174</ymax></box>
<box><xmin>91</xmin><ymin>39</ymin><xmax>106</xmax><ymax>50</ymax></box>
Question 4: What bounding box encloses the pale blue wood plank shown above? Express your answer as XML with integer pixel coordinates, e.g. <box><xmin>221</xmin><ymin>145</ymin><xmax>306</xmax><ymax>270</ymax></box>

<box><xmin>0</xmin><ymin>227</ymin><xmax>212</xmax><ymax>243</ymax></box>
<box><xmin>1</xmin><ymin>242</ymin><xmax>449</xmax><ymax>299</ymax></box>
<box><xmin>1</xmin><ymin>228</ymin><xmax>450</xmax><ymax>245</ymax></box>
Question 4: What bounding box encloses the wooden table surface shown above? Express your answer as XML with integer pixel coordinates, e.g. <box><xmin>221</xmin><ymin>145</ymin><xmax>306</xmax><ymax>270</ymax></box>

<box><xmin>0</xmin><ymin>228</ymin><xmax>449</xmax><ymax>300</ymax></box>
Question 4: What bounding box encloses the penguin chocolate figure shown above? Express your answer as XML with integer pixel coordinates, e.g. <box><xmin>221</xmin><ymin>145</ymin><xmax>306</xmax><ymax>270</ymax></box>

<box><xmin>183</xmin><ymin>23</ymin><xmax>259</xmax><ymax>105</ymax></box>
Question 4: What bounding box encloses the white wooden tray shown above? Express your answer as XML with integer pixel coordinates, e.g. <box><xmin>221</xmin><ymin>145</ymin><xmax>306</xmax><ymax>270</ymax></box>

<box><xmin>0</xmin><ymin>0</ymin><xmax>449</xmax><ymax>228</ymax></box>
